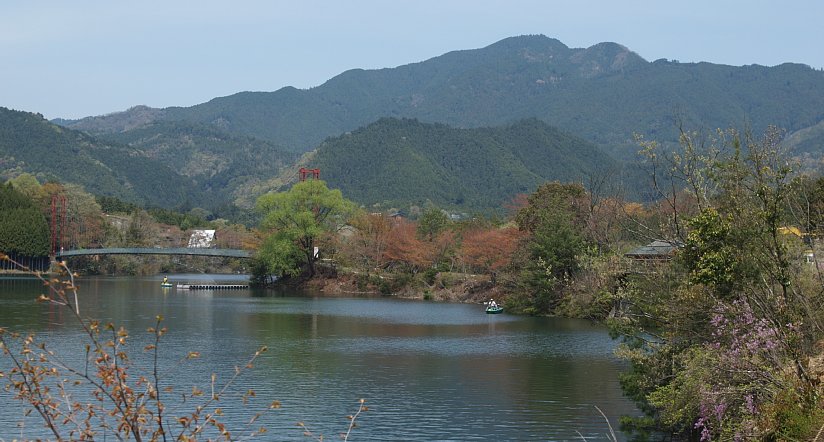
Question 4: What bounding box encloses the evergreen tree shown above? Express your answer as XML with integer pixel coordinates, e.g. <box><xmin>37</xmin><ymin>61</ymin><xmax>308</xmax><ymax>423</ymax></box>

<box><xmin>0</xmin><ymin>182</ymin><xmax>50</xmax><ymax>257</ymax></box>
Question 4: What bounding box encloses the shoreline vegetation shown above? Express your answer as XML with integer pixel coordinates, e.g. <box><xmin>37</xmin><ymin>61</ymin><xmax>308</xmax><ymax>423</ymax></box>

<box><xmin>3</xmin><ymin>126</ymin><xmax>824</xmax><ymax>439</ymax></box>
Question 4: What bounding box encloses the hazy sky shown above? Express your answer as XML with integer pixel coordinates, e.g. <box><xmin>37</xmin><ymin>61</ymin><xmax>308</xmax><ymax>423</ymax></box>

<box><xmin>3</xmin><ymin>1</ymin><xmax>823</xmax><ymax>119</ymax></box>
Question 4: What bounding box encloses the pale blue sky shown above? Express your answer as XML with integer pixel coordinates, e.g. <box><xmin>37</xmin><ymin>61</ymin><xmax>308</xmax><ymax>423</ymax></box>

<box><xmin>3</xmin><ymin>1</ymin><xmax>823</xmax><ymax>119</ymax></box>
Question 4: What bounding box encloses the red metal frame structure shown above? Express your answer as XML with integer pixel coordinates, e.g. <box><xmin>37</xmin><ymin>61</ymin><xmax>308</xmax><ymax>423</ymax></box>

<box><xmin>50</xmin><ymin>194</ymin><xmax>67</xmax><ymax>256</ymax></box>
<box><xmin>299</xmin><ymin>167</ymin><xmax>320</xmax><ymax>181</ymax></box>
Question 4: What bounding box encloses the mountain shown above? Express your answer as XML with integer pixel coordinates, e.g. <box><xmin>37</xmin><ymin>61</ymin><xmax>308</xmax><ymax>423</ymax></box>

<box><xmin>96</xmin><ymin>120</ymin><xmax>298</xmax><ymax>207</ymax></box>
<box><xmin>0</xmin><ymin>107</ymin><xmax>297</xmax><ymax>210</ymax></box>
<box><xmin>4</xmin><ymin>106</ymin><xmax>614</xmax><ymax>213</ymax></box>
<box><xmin>60</xmin><ymin>35</ymin><xmax>824</xmax><ymax>159</ymax></box>
<box><xmin>309</xmin><ymin>117</ymin><xmax>618</xmax><ymax>211</ymax></box>
<box><xmin>786</xmin><ymin>120</ymin><xmax>824</xmax><ymax>156</ymax></box>
<box><xmin>52</xmin><ymin>105</ymin><xmax>165</xmax><ymax>136</ymax></box>
<box><xmin>0</xmin><ymin>107</ymin><xmax>193</xmax><ymax>207</ymax></box>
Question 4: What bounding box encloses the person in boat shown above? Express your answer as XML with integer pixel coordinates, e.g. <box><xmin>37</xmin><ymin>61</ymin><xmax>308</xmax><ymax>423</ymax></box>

<box><xmin>162</xmin><ymin>276</ymin><xmax>168</xmax><ymax>284</ymax></box>
<box><xmin>489</xmin><ymin>299</ymin><xmax>498</xmax><ymax>309</ymax></box>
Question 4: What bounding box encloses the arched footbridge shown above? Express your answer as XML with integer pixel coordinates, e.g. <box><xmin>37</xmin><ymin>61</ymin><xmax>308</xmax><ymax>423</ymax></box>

<box><xmin>57</xmin><ymin>248</ymin><xmax>252</xmax><ymax>259</ymax></box>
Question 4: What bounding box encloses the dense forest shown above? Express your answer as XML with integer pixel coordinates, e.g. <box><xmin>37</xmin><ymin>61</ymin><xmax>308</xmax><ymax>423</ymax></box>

<box><xmin>310</xmin><ymin>117</ymin><xmax>619</xmax><ymax>211</ymax></box>
<box><xmin>0</xmin><ymin>107</ymin><xmax>194</xmax><ymax>207</ymax></box>
<box><xmin>0</xmin><ymin>182</ymin><xmax>49</xmax><ymax>269</ymax></box>
<box><xmin>3</xmin><ymin>106</ymin><xmax>629</xmax><ymax>214</ymax></box>
<box><xmin>97</xmin><ymin>120</ymin><xmax>298</xmax><ymax>208</ymax></box>
<box><xmin>0</xmin><ymin>107</ymin><xmax>296</xmax><ymax>213</ymax></box>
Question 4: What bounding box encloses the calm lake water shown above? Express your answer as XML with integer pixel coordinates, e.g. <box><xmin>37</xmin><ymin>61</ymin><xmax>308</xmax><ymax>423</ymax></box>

<box><xmin>0</xmin><ymin>274</ymin><xmax>640</xmax><ymax>441</ymax></box>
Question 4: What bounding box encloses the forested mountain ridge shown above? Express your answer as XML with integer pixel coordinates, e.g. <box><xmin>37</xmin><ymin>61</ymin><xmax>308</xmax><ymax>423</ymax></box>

<box><xmin>59</xmin><ymin>35</ymin><xmax>824</xmax><ymax>159</ymax></box>
<box><xmin>52</xmin><ymin>105</ymin><xmax>165</xmax><ymax>136</ymax></box>
<box><xmin>309</xmin><ymin>117</ymin><xmax>618</xmax><ymax>211</ymax></box>
<box><xmin>0</xmin><ymin>107</ymin><xmax>193</xmax><ymax>207</ymax></box>
<box><xmin>0</xmin><ymin>107</ymin><xmax>297</xmax><ymax>210</ymax></box>
<box><xmin>96</xmin><ymin>120</ymin><xmax>298</xmax><ymax>207</ymax></box>
<box><xmin>8</xmin><ymin>107</ymin><xmax>618</xmax><ymax>213</ymax></box>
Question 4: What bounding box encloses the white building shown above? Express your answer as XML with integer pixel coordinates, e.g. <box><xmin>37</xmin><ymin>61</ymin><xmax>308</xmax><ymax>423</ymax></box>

<box><xmin>187</xmin><ymin>230</ymin><xmax>215</xmax><ymax>248</ymax></box>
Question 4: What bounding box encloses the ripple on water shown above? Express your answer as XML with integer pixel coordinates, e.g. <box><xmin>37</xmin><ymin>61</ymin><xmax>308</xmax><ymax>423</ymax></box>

<box><xmin>0</xmin><ymin>279</ymin><xmax>638</xmax><ymax>441</ymax></box>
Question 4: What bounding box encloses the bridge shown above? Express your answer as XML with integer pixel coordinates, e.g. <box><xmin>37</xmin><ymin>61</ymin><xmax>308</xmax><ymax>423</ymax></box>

<box><xmin>46</xmin><ymin>200</ymin><xmax>255</xmax><ymax>261</ymax></box>
<box><xmin>57</xmin><ymin>247</ymin><xmax>251</xmax><ymax>259</ymax></box>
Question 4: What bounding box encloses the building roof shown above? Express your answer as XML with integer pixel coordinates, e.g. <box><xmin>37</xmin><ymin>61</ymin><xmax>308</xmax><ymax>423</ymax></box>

<box><xmin>625</xmin><ymin>240</ymin><xmax>681</xmax><ymax>259</ymax></box>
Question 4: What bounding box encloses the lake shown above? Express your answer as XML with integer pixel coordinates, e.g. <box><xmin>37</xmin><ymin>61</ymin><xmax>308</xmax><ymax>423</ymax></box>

<box><xmin>0</xmin><ymin>274</ymin><xmax>640</xmax><ymax>440</ymax></box>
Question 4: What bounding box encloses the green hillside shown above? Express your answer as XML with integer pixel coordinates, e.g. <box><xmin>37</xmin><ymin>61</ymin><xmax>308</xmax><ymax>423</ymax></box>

<box><xmin>0</xmin><ymin>107</ymin><xmax>298</xmax><ymax>211</ymax></box>
<box><xmin>786</xmin><ymin>120</ymin><xmax>824</xmax><ymax>156</ymax></box>
<box><xmin>0</xmin><ymin>107</ymin><xmax>193</xmax><ymax>207</ymax></box>
<box><xmin>98</xmin><ymin>120</ymin><xmax>298</xmax><ymax>206</ymax></box>
<box><xmin>311</xmin><ymin>118</ymin><xmax>618</xmax><ymax>211</ymax></box>
<box><xmin>61</xmin><ymin>35</ymin><xmax>824</xmax><ymax>159</ymax></box>
<box><xmin>3</xmin><ymin>105</ymin><xmax>620</xmax><ymax>212</ymax></box>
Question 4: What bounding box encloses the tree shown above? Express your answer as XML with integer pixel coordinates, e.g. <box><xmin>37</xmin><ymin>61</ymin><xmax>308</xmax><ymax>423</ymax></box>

<box><xmin>62</xmin><ymin>184</ymin><xmax>107</xmax><ymax>249</ymax></box>
<box><xmin>460</xmin><ymin>226</ymin><xmax>522</xmax><ymax>282</ymax></box>
<box><xmin>256</xmin><ymin>180</ymin><xmax>354</xmax><ymax>278</ymax></box>
<box><xmin>382</xmin><ymin>219</ymin><xmax>433</xmax><ymax>271</ymax></box>
<box><xmin>515</xmin><ymin>182</ymin><xmax>587</xmax><ymax>234</ymax></box>
<box><xmin>0</xmin><ymin>182</ymin><xmax>49</xmax><ymax>257</ymax></box>
<box><xmin>8</xmin><ymin>173</ymin><xmax>45</xmax><ymax>201</ymax></box>
<box><xmin>417</xmin><ymin>207</ymin><xmax>449</xmax><ymax>241</ymax></box>
<box><xmin>511</xmin><ymin>182</ymin><xmax>589</xmax><ymax>313</ymax></box>
<box><xmin>615</xmin><ymin>127</ymin><xmax>824</xmax><ymax>440</ymax></box>
<box><xmin>346</xmin><ymin>211</ymin><xmax>392</xmax><ymax>272</ymax></box>
<box><xmin>680</xmin><ymin>208</ymin><xmax>748</xmax><ymax>297</ymax></box>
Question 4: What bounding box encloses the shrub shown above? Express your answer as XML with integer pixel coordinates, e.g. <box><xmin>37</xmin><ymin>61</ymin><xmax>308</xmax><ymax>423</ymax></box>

<box><xmin>422</xmin><ymin>267</ymin><xmax>438</xmax><ymax>286</ymax></box>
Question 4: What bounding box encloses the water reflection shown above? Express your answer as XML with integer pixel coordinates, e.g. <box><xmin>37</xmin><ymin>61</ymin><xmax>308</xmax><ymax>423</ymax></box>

<box><xmin>1</xmin><ymin>275</ymin><xmax>640</xmax><ymax>440</ymax></box>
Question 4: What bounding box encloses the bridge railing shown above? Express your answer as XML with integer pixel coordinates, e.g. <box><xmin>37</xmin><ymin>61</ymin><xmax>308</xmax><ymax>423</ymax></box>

<box><xmin>56</xmin><ymin>247</ymin><xmax>252</xmax><ymax>259</ymax></box>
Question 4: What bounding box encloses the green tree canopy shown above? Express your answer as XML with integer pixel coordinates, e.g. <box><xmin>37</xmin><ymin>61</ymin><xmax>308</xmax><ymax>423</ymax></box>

<box><xmin>0</xmin><ymin>182</ymin><xmax>50</xmax><ymax>257</ymax></box>
<box><xmin>513</xmin><ymin>181</ymin><xmax>589</xmax><ymax>313</ymax></box>
<box><xmin>416</xmin><ymin>207</ymin><xmax>450</xmax><ymax>241</ymax></box>
<box><xmin>255</xmin><ymin>180</ymin><xmax>355</xmax><ymax>278</ymax></box>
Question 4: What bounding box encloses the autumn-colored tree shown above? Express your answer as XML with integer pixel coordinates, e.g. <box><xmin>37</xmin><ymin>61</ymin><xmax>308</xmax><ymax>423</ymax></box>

<box><xmin>382</xmin><ymin>219</ymin><xmax>433</xmax><ymax>271</ymax></box>
<box><xmin>504</xmin><ymin>193</ymin><xmax>530</xmax><ymax>218</ymax></box>
<box><xmin>430</xmin><ymin>229</ymin><xmax>457</xmax><ymax>272</ymax></box>
<box><xmin>215</xmin><ymin>224</ymin><xmax>256</xmax><ymax>250</ymax></box>
<box><xmin>460</xmin><ymin>226</ymin><xmax>522</xmax><ymax>281</ymax></box>
<box><xmin>347</xmin><ymin>212</ymin><xmax>392</xmax><ymax>272</ymax></box>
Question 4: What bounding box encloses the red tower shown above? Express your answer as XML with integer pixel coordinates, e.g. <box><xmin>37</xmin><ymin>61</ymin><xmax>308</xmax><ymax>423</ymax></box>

<box><xmin>50</xmin><ymin>194</ymin><xmax>67</xmax><ymax>256</ymax></box>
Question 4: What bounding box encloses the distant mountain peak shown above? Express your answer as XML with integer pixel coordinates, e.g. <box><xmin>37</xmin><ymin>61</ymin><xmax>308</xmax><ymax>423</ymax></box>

<box><xmin>55</xmin><ymin>105</ymin><xmax>165</xmax><ymax>135</ymax></box>
<box><xmin>482</xmin><ymin>35</ymin><xmax>645</xmax><ymax>76</ymax></box>
<box><xmin>570</xmin><ymin>41</ymin><xmax>647</xmax><ymax>76</ymax></box>
<box><xmin>490</xmin><ymin>34</ymin><xmax>569</xmax><ymax>51</ymax></box>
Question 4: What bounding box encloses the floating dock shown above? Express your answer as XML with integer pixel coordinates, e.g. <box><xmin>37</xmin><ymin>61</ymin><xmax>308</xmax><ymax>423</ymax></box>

<box><xmin>176</xmin><ymin>284</ymin><xmax>249</xmax><ymax>290</ymax></box>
